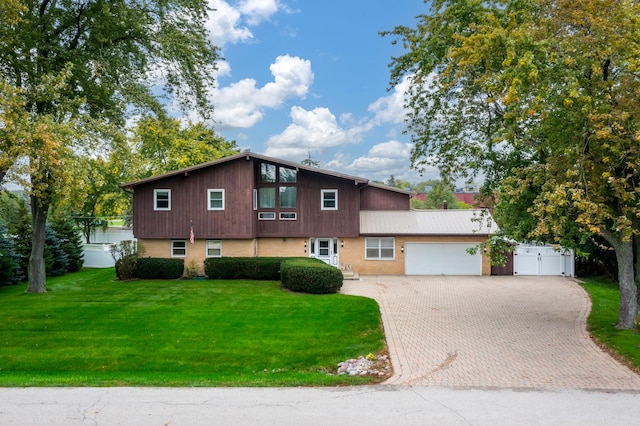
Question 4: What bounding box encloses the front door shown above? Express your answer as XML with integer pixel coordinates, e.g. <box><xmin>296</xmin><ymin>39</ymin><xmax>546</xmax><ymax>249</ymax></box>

<box><xmin>310</xmin><ymin>238</ymin><xmax>339</xmax><ymax>266</ymax></box>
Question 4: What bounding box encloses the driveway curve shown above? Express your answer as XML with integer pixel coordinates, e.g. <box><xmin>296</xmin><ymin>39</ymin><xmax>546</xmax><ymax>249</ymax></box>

<box><xmin>341</xmin><ymin>276</ymin><xmax>640</xmax><ymax>391</ymax></box>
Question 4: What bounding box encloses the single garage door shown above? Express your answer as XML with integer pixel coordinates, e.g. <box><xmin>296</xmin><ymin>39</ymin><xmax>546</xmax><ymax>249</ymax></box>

<box><xmin>405</xmin><ymin>243</ymin><xmax>482</xmax><ymax>275</ymax></box>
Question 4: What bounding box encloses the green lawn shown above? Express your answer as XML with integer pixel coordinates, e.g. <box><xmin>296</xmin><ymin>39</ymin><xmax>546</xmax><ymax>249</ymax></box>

<box><xmin>580</xmin><ymin>277</ymin><xmax>640</xmax><ymax>372</ymax></box>
<box><xmin>0</xmin><ymin>268</ymin><xmax>385</xmax><ymax>387</ymax></box>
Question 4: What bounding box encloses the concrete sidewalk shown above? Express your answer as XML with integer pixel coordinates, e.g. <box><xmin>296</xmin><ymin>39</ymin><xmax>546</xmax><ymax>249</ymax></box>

<box><xmin>341</xmin><ymin>275</ymin><xmax>640</xmax><ymax>391</ymax></box>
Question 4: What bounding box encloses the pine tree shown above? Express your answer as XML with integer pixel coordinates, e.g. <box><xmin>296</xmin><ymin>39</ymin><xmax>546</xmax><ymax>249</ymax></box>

<box><xmin>45</xmin><ymin>225</ymin><xmax>68</xmax><ymax>277</ymax></box>
<box><xmin>51</xmin><ymin>217</ymin><xmax>84</xmax><ymax>272</ymax></box>
<box><xmin>0</xmin><ymin>223</ymin><xmax>22</xmax><ymax>285</ymax></box>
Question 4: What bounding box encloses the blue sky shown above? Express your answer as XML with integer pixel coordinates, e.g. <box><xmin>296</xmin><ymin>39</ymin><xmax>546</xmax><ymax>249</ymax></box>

<box><xmin>187</xmin><ymin>0</ymin><xmax>436</xmax><ymax>183</ymax></box>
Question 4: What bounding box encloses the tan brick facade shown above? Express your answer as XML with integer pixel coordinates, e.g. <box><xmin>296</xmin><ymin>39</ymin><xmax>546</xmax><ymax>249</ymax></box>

<box><xmin>256</xmin><ymin>238</ymin><xmax>309</xmax><ymax>258</ymax></box>
<box><xmin>339</xmin><ymin>236</ymin><xmax>491</xmax><ymax>276</ymax></box>
<box><xmin>139</xmin><ymin>235</ymin><xmax>491</xmax><ymax>276</ymax></box>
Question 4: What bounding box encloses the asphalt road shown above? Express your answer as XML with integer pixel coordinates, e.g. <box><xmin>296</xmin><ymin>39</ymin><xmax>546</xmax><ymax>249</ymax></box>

<box><xmin>1</xmin><ymin>386</ymin><xmax>640</xmax><ymax>425</ymax></box>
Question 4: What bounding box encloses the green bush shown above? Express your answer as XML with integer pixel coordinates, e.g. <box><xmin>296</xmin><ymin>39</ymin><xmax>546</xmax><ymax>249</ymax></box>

<box><xmin>136</xmin><ymin>257</ymin><xmax>185</xmax><ymax>279</ymax></box>
<box><xmin>111</xmin><ymin>240</ymin><xmax>143</xmax><ymax>281</ymax></box>
<box><xmin>204</xmin><ymin>257</ymin><xmax>282</xmax><ymax>280</ymax></box>
<box><xmin>280</xmin><ymin>258</ymin><xmax>344</xmax><ymax>294</ymax></box>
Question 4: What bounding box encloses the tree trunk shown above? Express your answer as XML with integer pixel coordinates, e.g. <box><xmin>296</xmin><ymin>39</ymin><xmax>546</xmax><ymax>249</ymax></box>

<box><xmin>603</xmin><ymin>230</ymin><xmax>637</xmax><ymax>329</ymax></box>
<box><xmin>26</xmin><ymin>195</ymin><xmax>48</xmax><ymax>293</ymax></box>
<box><xmin>634</xmin><ymin>234</ymin><xmax>640</xmax><ymax>307</ymax></box>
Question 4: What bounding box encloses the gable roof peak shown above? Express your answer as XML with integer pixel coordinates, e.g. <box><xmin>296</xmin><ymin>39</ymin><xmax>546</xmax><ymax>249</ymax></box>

<box><xmin>120</xmin><ymin>152</ymin><xmax>370</xmax><ymax>189</ymax></box>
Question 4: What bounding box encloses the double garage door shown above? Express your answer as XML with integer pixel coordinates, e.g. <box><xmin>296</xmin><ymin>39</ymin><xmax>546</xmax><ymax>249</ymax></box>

<box><xmin>405</xmin><ymin>243</ymin><xmax>482</xmax><ymax>276</ymax></box>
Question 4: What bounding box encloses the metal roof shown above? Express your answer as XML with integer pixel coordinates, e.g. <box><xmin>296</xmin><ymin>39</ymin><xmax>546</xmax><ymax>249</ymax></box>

<box><xmin>360</xmin><ymin>209</ymin><xmax>497</xmax><ymax>236</ymax></box>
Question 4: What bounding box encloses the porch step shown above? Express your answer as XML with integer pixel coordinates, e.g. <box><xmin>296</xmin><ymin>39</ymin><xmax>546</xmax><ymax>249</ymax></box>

<box><xmin>340</xmin><ymin>264</ymin><xmax>360</xmax><ymax>280</ymax></box>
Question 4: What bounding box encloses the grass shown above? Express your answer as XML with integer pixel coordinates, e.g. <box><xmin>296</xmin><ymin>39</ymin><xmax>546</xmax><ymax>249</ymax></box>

<box><xmin>0</xmin><ymin>268</ymin><xmax>386</xmax><ymax>387</ymax></box>
<box><xmin>580</xmin><ymin>277</ymin><xmax>640</xmax><ymax>372</ymax></box>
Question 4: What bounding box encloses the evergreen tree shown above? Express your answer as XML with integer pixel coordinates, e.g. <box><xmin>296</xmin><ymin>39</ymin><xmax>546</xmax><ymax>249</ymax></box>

<box><xmin>9</xmin><ymin>203</ymin><xmax>32</xmax><ymax>280</ymax></box>
<box><xmin>45</xmin><ymin>225</ymin><xmax>68</xmax><ymax>277</ymax></box>
<box><xmin>0</xmin><ymin>223</ymin><xmax>22</xmax><ymax>285</ymax></box>
<box><xmin>51</xmin><ymin>217</ymin><xmax>84</xmax><ymax>272</ymax></box>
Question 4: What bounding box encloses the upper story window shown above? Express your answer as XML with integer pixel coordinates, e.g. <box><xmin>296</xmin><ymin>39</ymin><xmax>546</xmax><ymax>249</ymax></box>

<box><xmin>207</xmin><ymin>189</ymin><xmax>225</xmax><ymax>210</ymax></box>
<box><xmin>154</xmin><ymin>189</ymin><xmax>171</xmax><ymax>211</ymax></box>
<box><xmin>321</xmin><ymin>189</ymin><xmax>338</xmax><ymax>210</ymax></box>
<box><xmin>260</xmin><ymin>163</ymin><xmax>276</xmax><ymax>182</ymax></box>
<box><xmin>279</xmin><ymin>167</ymin><xmax>297</xmax><ymax>183</ymax></box>
<box><xmin>259</xmin><ymin>187</ymin><xmax>276</xmax><ymax>208</ymax></box>
<box><xmin>258</xmin><ymin>162</ymin><xmax>298</xmax><ymax>214</ymax></box>
<box><xmin>279</xmin><ymin>186</ymin><xmax>297</xmax><ymax>208</ymax></box>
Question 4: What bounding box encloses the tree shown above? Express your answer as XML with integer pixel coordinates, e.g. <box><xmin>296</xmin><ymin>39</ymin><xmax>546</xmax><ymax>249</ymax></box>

<box><xmin>131</xmin><ymin>116</ymin><xmax>238</xmax><ymax>177</ymax></box>
<box><xmin>386</xmin><ymin>0</ymin><xmax>640</xmax><ymax>328</ymax></box>
<box><xmin>0</xmin><ymin>222</ymin><xmax>23</xmax><ymax>285</ymax></box>
<box><xmin>301</xmin><ymin>152</ymin><xmax>320</xmax><ymax>168</ymax></box>
<box><xmin>50</xmin><ymin>216</ymin><xmax>83</xmax><ymax>272</ymax></box>
<box><xmin>0</xmin><ymin>1</ymin><xmax>219</xmax><ymax>293</ymax></box>
<box><xmin>412</xmin><ymin>180</ymin><xmax>459</xmax><ymax>209</ymax></box>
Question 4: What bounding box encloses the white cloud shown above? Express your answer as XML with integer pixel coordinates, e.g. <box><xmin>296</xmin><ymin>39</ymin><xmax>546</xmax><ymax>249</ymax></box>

<box><xmin>207</xmin><ymin>1</ymin><xmax>285</xmax><ymax>46</ymax></box>
<box><xmin>211</xmin><ymin>55</ymin><xmax>313</xmax><ymax>128</ymax></box>
<box><xmin>207</xmin><ymin>1</ymin><xmax>254</xmax><ymax>46</ymax></box>
<box><xmin>263</xmin><ymin>106</ymin><xmax>372</xmax><ymax>160</ymax></box>
<box><xmin>368</xmin><ymin>75</ymin><xmax>411</xmax><ymax>125</ymax></box>
<box><xmin>324</xmin><ymin>140</ymin><xmax>436</xmax><ymax>182</ymax></box>
<box><xmin>238</xmin><ymin>0</ymin><xmax>279</xmax><ymax>25</ymax></box>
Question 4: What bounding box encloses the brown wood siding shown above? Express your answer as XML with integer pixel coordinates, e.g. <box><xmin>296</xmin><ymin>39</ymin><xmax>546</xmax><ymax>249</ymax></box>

<box><xmin>132</xmin><ymin>159</ymin><xmax>256</xmax><ymax>239</ymax></box>
<box><xmin>255</xmin><ymin>169</ymin><xmax>360</xmax><ymax>237</ymax></box>
<box><xmin>360</xmin><ymin>186</ymin><xmax>411</xmax><ymax>210</ymax></box>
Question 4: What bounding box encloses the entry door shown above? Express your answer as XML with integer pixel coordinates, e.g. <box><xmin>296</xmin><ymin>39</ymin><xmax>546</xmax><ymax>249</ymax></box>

<box><xmin>311</xmin><ymin>238</ymin><xmax>339</xmax><ymax>266</ymax></box>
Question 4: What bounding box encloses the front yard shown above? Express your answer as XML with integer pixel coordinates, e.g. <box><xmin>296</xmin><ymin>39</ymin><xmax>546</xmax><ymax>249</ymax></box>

<box><xmin>580</xmin><ymin>278</ymin><xmax>640</xmax><ymax>372</ymax></box>
<box><xmin>0</xmin><ymin>268</ymin><xmax>386</xmax><ymax>386</ymax></box>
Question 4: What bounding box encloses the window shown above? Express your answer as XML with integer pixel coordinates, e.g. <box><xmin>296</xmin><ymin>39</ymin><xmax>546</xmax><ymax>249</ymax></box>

<box><xmin>207</xmin><ymin>189</ymin><xmax>225</xmax><ymax>210</ymax></box>
<box><xmin>258</xmin><ymin>212</ymin><xmax>276</xmax><ymax>220</ymax></box>
<box><xmin>318</xmin><ymin>240</ymin><xmax>330</xmax><ymax>256</ymax></box>
<box><xmin>171</xmin><ymin>240</ymin><xmax>187</xmax><ymax>257</ymax></box>
<box><xmin>206</xmin><ymin>240</ymin><xmax>222</xmax><ymax>257</ymax></box>
<box><xmin>279</xmin><ymin>212</ymin><xmax>297</xmax><ymax>220</ymax></box>
<box><xmin>279</xmin><ymin>167</ymin><xmax>297</xmax><ymax>183</ymax></box>
<box><xmin>279</xmin><ymin>186</ymin><xmax>297</xmax><ymax>208</ymax></box>
<box><xmin>260</xmin><ymin>163</ymin><xmax>276</xmax><ymax>182</ymax></box>
<box><xmin>365</xmin><ymin>238</ymin><xmax>395</xmax><ymax>260</ymax></box>
<box><xmin>154</xmin><ymin>189</ymin><xmax>171</xmax><ymax>211</ymax></box>
<box><xmin>321</xmin><ymin>189</ymin><xmax>338</xmax><ymax>210</ymax></box>
<box><xmin>259</xmin><ymin>187</ymin><xmax>276</xmax><ymax>208</ymax></box>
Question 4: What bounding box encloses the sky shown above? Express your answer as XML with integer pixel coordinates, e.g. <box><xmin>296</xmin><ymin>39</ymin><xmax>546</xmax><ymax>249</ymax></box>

<box><xmin>187</xmin><ymin>0</ymin><xmax>435</xmax><ymax>184</ymax></box>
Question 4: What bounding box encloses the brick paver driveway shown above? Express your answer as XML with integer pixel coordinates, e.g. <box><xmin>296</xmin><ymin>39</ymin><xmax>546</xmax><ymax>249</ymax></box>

<box><xmin>342</xmin><ymin>275</ymin><xmax>640</xmax><ymax>391</ymax></box>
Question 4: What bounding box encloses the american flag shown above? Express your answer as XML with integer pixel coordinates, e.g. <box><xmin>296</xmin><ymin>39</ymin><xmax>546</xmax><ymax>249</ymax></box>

<box><xmin>189</xmin><ymin>223</ymin><xmax>195</xmax><ymax>244</ymax></box>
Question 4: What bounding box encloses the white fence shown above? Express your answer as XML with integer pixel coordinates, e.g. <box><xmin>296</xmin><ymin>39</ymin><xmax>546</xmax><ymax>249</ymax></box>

<box><xmin>82</xmin><ymin>228</ymin><xmax>135</xmax><ymax>268</ymax></box>
<box><xmin>513</xmin><ymin>244</ymin><xmax>575</xmax><ymax>277</ymax></box>
<box><xmin>87</xmin><ymin>228</ymin><xmax>134</xmax><ymax>244</ymax></box>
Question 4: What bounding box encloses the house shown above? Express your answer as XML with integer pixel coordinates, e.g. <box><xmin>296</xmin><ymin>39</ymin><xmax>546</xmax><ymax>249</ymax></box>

<box><xmin>121</xmin><ymin>152</ymin><xmax>495</xmax><ymax>276</ymax></box>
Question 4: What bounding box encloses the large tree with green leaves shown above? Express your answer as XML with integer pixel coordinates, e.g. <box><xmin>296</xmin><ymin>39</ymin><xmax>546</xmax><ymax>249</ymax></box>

<box><xmin>131</xmin><ymin>116</ymin><xmax>239</xmax><ymax>177</ymax></box>
<box><xmin>387</xmin><ymin>0</ymin><xmax>640</xmax><ymax>328</ymax></box>
<box><xmin>0</xmin><ymin>1</ymin><xmax>219</xmax><ymax>293</ymax></box>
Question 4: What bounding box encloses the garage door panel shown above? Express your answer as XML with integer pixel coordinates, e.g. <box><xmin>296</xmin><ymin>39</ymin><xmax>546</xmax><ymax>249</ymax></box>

<box><xmin>405</xmin><ymin>243</ymin><xmax>481</xmax><ymax>275</ymax></box>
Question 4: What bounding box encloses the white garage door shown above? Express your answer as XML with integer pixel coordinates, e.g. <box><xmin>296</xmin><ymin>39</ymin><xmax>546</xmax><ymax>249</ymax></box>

<box><xmin>405</xmin><ymin>243</ymin><xmax>482</xmax><ymax>275</ymax></box>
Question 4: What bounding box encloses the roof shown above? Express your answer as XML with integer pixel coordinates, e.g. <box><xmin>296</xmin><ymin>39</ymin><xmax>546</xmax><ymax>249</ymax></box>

<box><xmin>120</xmin><ymin>152</ymin><xmax>399</xmax><ymax>189</ymax></box>
<box><xmin>360</xmin><ymin>209</ymin><xmax>496</xmax><ymax>236</ymax></box>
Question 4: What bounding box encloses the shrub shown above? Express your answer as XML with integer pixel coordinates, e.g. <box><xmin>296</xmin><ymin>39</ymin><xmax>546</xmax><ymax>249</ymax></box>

<box><xmin>280</xmin><ymin>258</ymin><xmax>344</xmax><ymax>294</ymax></box>
<box><xmin>136</xmin><ymin>257</ymin><xmax>185</xmax><ymax>280</ymax></box>
<box><xmin>204</xmin><ymin>257</ymin><xmax>283</xmax><ymax>280</ymax></box>
<box><xmin>184</xmin><ymin>259</ymin><xmax>198</xmax><ymax>279</ymax></box>
<box><xmin>111</xmin><ymin>240</ymin><xmax>144</xmax><ymax>281</ymax></box>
